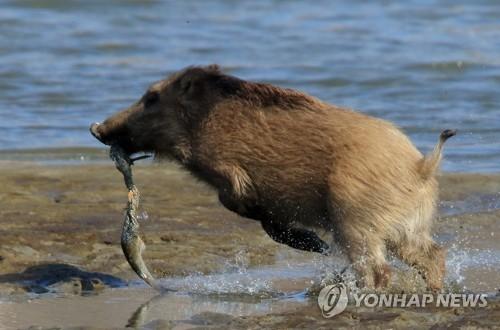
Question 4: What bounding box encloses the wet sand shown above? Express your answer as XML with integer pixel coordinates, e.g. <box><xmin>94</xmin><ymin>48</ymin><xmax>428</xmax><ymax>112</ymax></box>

<box><xmin>0</xmin><ymin>161</ymin><xmax>499</xmax><ymax>329</ymax></box>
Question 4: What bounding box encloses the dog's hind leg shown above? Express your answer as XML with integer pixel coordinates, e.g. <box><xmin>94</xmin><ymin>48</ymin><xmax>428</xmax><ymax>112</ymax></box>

<box><xmin>336</xmin><ymin>220</ymin><xmax>391</xmax><ymax>289</ymax></box>
<box><xmin>394</xmin><ymin>235</ymin><xmax>446</xmax><ymax>292</ymax></box>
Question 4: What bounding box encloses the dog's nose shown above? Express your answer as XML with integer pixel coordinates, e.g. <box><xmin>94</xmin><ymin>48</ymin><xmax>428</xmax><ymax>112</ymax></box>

<box><xmin>90</xmin><ymin>122</ymin><xmax>103</xmax><ymax>142</ymax></box>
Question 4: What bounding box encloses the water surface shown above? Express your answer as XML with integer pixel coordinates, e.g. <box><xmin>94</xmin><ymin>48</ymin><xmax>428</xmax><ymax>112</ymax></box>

<box><xmin>0</xmin><ymin>0</ymin><xmax>499</xmax><ymax>172</ymax></box>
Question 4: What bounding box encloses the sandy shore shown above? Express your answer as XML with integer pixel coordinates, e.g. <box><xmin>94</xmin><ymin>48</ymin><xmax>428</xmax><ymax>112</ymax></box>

<box><xmin>0</xmin><ymin>162</ymin><xmax>499</xmax><ymax>329</ymax></box>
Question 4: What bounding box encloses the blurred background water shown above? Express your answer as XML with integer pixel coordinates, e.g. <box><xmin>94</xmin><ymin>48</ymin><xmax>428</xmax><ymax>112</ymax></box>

<box><xmin>0</xmin><ymin>0</ymin><xmax>498</xmax><ymax>172</ymax></box>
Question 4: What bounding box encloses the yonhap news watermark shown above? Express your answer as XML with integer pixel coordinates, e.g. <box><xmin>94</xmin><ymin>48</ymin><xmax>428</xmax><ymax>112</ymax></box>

<box><xmin>318</xmin><ymin>283</ymin><xmax>488</xmax><ymax>318</ymax></box>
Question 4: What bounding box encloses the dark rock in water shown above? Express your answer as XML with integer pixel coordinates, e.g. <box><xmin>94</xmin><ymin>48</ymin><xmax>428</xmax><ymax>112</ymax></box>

<box><xmin>83</xmin><ymin>277</ymin><xmax>106</xmax><ymax>291</ymax></box>
<box><xmin>49</xmin><ymin>276</ymin><xmax>107</xmax><ymax>295</ymax></box>
<box><xmin>49</xmin><ymin>277</ymin><xmax>83</xmax><ymax>295</ymax></box>
<box><xmin>23</xmin><ymin>284</ymin><xmax>50</xmax><ymax>294</ymax></box>
<box><xmin>0</xmin><ymin>263</ymin><xmax>126</xmax><ymax>295</ymax></box>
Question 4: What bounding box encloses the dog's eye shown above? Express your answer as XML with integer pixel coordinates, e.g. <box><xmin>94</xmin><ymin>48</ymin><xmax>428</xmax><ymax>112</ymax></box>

<box><xmin>143</xmin><ymin>92</ymin><xmax>159</xmax><ymax>108</ymax></box>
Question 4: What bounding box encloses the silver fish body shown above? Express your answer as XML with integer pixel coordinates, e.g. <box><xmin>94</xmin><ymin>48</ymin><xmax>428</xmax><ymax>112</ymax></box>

<box><xmin>110</xmin><ymin>145</ymin><xmax>160</xmax><ymax>290</ymax></box>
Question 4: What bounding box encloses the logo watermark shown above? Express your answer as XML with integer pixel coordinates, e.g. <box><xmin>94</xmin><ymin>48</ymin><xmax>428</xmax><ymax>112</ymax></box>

<box><xmin>317</xmin><ymin>284</ymin><xmax>488</xmax><ymax>318</ymax></box>
<box><xmin>317</xmin><ymin>283</ymin><xmax>349</xmax><ymax>317</ymax></box>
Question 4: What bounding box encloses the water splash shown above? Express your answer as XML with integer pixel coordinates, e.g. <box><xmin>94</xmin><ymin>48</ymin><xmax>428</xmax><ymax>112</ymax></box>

<box><xmin>137</xmin><ymin>211</ymin><xmax>149</xmax><ymax>221</ymax></box>
<box><xmin>155</xmin><ymin>250</ymin><xmax>272</xmax><ymax>296</ymax></box>
<box><xmin>445</xmin><ymin>248</ymin><xmax>468</xmax><ymax>289</ymax></box>
<box><xmin>144</xmin><ymin>248</ymin><xmax>344</xmax><ymax>298</ymax></box>
<box><xmin>445</xmin><ymin>240</ymin><xmax>500</xmax><ymax>293</ymax></box>
<box><xmin>128</xmin><ymin>222</ymin><xmax>500</xmax><ymax>297</ymax></box>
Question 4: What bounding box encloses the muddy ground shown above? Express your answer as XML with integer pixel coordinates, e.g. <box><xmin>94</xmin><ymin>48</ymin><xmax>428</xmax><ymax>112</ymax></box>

<box><xmin>0</xmin><ymin>161</ymin><xmax>499</xmax><ymax>329</ymax></box>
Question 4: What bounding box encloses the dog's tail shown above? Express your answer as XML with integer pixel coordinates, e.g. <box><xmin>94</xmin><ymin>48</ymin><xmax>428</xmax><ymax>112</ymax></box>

<box><xmin>419</xmin><ymin>129</ymin><xmax>457</xmax><ymax>180</ymax></box>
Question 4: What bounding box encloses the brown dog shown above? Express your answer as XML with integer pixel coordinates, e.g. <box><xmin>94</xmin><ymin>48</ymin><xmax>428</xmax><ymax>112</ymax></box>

<box><xmin>90</xmin><ymin>65</ymin><xmax>454</xmax><ymax>291</ymax></box>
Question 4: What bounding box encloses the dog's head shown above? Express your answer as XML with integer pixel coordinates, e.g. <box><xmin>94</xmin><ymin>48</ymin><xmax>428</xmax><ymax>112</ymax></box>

<box><xmin>90</xmin><ymin>65</ymin><xmax>223</xmax><ymax>160</ymax></box>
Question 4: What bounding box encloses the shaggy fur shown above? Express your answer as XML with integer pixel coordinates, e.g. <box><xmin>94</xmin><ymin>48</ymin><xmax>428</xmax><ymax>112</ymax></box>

<box><xmin>90</xmin><ymin>65</ymin><xmax>455</xmax><ymax>291</ymax></box>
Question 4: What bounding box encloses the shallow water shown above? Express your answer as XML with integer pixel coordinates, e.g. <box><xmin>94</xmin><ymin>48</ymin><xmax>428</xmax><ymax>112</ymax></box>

<box><xmin>0</xmin><ymin>287</ymin><xmax>305</xmax><ymax>329</ymax></box>
<box><xmin>0</xmin><ymin>0</ymin><xmax>499</xmax><ymax>172</ymax></box>
<box><xmin>1</xmin><ymin>249</ymin><xmax>499</xmax><ymax>329</ymax></box>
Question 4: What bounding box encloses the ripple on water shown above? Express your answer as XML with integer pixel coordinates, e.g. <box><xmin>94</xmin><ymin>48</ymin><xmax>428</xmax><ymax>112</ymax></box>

<box><xmin>0</xmin><ymin>0</ymin><xmax>499</xmax><ymax>173</ymax></box>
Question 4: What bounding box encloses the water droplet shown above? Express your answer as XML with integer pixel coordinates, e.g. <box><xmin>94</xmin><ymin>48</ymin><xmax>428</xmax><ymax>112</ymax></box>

<box><xmin>138</xmin><ymin>211</ymin><xmax>149</xmax><ymax>221</ymax></box>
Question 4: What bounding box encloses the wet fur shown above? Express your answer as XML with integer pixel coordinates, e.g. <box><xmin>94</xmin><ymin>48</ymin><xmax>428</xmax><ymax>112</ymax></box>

<box><xmin>93</xmin><ymin>65</ymin><xmax>455</xmax><ymax>291</ymax></box>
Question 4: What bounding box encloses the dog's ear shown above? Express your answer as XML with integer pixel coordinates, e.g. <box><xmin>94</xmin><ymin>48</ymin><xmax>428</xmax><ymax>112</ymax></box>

<box><xmin>205</xmin><ymin>64</ymin><xmax>221</xmax><ymax>73</ymax></box>
<box><xmin>179</xmin><ymin>65</ymin><xmax>220</xmax><ymax>95</ymax></box>
<box><xmin>175</xmin><ymin>66</ymin><xmax>220</xmax><ymax>122</ymax></box>
<box><xmin>179</xmin><ymin>71</ymin><xmax>202</xmax><ymax>99</ymax></box>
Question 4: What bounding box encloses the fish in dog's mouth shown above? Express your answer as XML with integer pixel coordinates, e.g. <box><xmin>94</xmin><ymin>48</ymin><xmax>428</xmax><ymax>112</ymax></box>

<box><xmin>90</xmin><ymin>122</ymin><xmax>153</xmax><ymax>164</ymax></box>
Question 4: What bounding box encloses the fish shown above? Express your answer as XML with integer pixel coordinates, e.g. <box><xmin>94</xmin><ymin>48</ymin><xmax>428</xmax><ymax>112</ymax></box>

<box><xmin>110</xmin><ymin>145</ymin><xmax>161</xmax><ymax>290</ymax></box>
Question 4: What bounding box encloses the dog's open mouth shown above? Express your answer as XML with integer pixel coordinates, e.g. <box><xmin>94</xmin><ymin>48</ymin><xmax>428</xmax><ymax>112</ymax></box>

<box><xmin>114</xmin><ymin>147</ymin><xmax>153</xmax><ymax>166</ymax></box>
<box><xmin>90</xmin><ymin>123</ymin><xmax>153</xmax><ymax>164</ymax></box>
<box><xmin>129</xmin><ymin>152</ymin><xmax>153</xmax><ymax>164</ymax></box>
